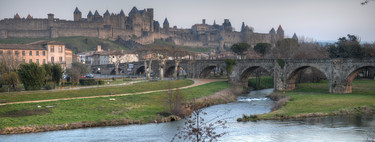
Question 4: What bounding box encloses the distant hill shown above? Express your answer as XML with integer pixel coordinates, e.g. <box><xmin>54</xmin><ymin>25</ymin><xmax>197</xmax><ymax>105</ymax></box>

<box><xmin>0</xmin><ymin>36</ymin><xmax>130</xmax><ymax>54</ymax></box>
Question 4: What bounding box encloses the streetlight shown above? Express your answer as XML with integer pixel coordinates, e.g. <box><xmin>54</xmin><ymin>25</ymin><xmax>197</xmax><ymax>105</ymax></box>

<box><xmin>98</xmin><ymin>67</ymin><xmax>101</xmax><ymax>79</ymax></box>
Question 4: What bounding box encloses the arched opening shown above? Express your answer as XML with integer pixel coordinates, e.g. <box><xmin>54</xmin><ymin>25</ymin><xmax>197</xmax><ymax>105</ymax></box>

<box><xmin>286</xmin><ymin>66</ymin><xmax>327</xmax><ymax>91</ymax></box>
<box><xmin>164</xmin><ymin>66</ymin><xmax>187</xmax><ymax>78</ymax></box>
<box><xmin>240</xmin><ymin>66</ymin><xmax>273</xmax><ymax>90</ymax></box>
<box><xmin>344</xmin><ymin>66</ymin><xmax>375</xmax><ymax>93</ymax></box>
<box><xmin>165</xmin><ymin>66</ymin><xmax>175</xmax><ymax>78</ymax></box>
<box><xmin>136</xmin><ymin>66</ymin><xmax>145</xmax><ymax>76</ymax></box>
<box><xmin>199</xmin><ymin>65</ymin><xmax>226</xmax><ymax>79</ymax></box>
<box><xmin>110</xmin><ymin>68</ymin><xmax>123</xmax><ymax>75</ymax></box>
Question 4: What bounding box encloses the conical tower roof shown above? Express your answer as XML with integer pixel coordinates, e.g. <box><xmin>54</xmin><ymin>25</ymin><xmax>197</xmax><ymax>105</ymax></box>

<box><xmin>104</xmin><ymin>10</ymin><xmax>110</xmax><ymax>16</ymax></box>
<box><xmin>14</xmin><ymin>13</ymin><xmax>20</xmax><ymax>19</ymax></box>
<box><xmin>74</xmin><ymin>7</ymin><xmax>81</xmax><ymax>14</ymax></box>
<box><xmin>277</xmin><ymin>25</ymin><xmax>284</xmax><ymax>32</ymax></box>
<box><xmin>163</xmin><ymin>18</ymin><xmax>169</xmax><ymax>25</ymax></box>
<box><xmin>269</xmin><ymin>28</ymin><xmax>276</xmax><ymax>34</ymax></box>
<box><xmin>87</xmin><ymin>11</ymin><xmax>93</xmax><ymax>17</ymax></box>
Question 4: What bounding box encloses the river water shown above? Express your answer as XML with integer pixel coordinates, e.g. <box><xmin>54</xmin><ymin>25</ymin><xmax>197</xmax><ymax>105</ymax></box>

<box><xmin>1</xmin><ymin>88</ymin><xmax>374</xmax><ymax>142</ymax></box>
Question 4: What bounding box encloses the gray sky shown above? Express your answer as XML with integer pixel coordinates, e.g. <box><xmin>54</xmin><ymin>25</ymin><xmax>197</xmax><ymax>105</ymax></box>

<box><xmin>1</xmin><ymin>0</ymin><xmax>374</xmax><ymax>42</ymax></box>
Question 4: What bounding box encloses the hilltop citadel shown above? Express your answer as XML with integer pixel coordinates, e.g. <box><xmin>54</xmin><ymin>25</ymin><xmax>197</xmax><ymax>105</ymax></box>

<box><xmin>0</xmin><ymin>7</ymin><xmax>286</xmax><ymax>49</ymax></box>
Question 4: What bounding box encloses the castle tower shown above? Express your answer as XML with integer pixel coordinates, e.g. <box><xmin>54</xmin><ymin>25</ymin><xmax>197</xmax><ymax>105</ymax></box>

<box><xmin>73</xmin><ymin>7</ymin><xmax>82</xmax><ymax>21</ymax></box>
<box><xmin>93</xmin><ymin>10</ymin><xmax>102</xmax><ymax>20</ymax></box>
<box><xmin>269</xmin><ymin>28</ymin><xmax>276</xmax><ymax>45</ymax></box>
<box><xmin>154</xmin><ymin>21</ymin><xmax>160</xmax><ymax>32</ymax></box>
<box><xmin>119</xmin><ymin>9</ymin><xmax>126</xmax><ymax>29</ymax></box>
<box><xmin>292</xmin><ymin>33</ymin><xmax>298</xmax><ymax>41</ymax></box>
<box><xmin>202</xmin><ymin>19</ymin><xmax>206</xmax><ymax>25</ymax></box>
<box><xmin>87</xmin><ymin>11</ymin><xmax>93</xmax><ymax>21</ymax></box>
<box><xmin>222</xmin><ymin>19</ymin><xmax>232</xmax><ymax>32</ymax></box>
<box><xmin>241</xmin><ymin>22</ymin><xmax>245</xmax><ymax>32</ymax></box>
<box><xmin>129</xmin><ymin>7</ymin><xmax>139</xmax><ymax>17</ymax></box>
<box><xmin>14</xmin><ymin>13</ymin><xmax>20</xmax><ymax>19</ymax></box>
<box><xmin>103</xmin><ymin>10</ymin><xmax>110</xmax><ymax>24</ymax></box>
<box><xmin>26</xmin><ymin>14</ymin><xmax>33</xmax><ymax>19</ymax></box>
<box><xmin>147</xmin><ymin>8</ymin><xmax>154</xmax><ymax>32</ymax></box>
<box><xmin>163</xmin><ymin>18</ymin><xmax>169</xmax><ymax>33</ymax></box>
<box><xmin>277</xmin><ymin>25</ymin><xmax>284</xmax><ymax>40</ymax></box>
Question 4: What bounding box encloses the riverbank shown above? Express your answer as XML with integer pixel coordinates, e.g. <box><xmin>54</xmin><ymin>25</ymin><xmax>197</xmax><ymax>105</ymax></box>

<box><xmin>0</xmin><ymin>81</ymin><xmax>234</xmax><ymax>135</ymax></box>
<box><xmin>257</xmin><ymin>79</ymin><xmax>375</xmax><ymax>120</ymax></box>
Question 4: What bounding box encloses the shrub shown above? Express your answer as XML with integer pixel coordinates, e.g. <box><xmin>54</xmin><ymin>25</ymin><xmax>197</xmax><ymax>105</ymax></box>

<box><xmin>44</xmin><ymin>82</ymin><xmax>55</xmax><ymax>90</ymax></box>
<box><xmin>277</xmin><ymin>59</ymin><xmax>285</xmax><ymax>69</ymax></box>
<box><xmin>79</xmin><ymin>78</ymin><xmax>97</xmax><ymax>86</ymax></box>
<box><xmin>224</xmin><ymin>59</ymin><xmax>237</xmax><ymax>74</ymax></box>
<box><xmin>98</xmin><ymin>80</ymin><xmax>104</xmax><ymax>85</ymax></box>
<box><xmin>18</xmin><ymin>63</ymin><xmax>46</xmax><ymax>90</ymax></box>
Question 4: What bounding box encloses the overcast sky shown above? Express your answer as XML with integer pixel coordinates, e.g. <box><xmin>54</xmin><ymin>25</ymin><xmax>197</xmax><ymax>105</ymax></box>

<box><xmin>1</xmin><ymin>0</ymin><xmax>374</xmax><ymax>42</ymax></box>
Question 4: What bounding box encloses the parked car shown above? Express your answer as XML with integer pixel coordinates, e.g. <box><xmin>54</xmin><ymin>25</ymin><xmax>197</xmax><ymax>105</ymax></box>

<box><xmin>80</xmin><ymin>75</ymin><xmax>86</xmax><ymax>79</ymax></box>
<box><xmin>86</xmin><ymin>74</ymin><xmax>94</xmax><ymax>78</ymax></box>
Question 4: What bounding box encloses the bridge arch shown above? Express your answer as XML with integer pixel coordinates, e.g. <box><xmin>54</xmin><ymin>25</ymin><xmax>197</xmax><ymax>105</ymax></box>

<box><xmin>285</xmin><ymin>66</ymin><xmax>328</xmax><ymax>91</ymax></box>
<box><xmin>199</xmin><ymin>65</ymin><xmax>226</xmax><ymax>78</ymax></box>
<box><xmin>164</xmin><ymin>65</ymin><xmax>187</xmax><ymax>78</ymax></box>
<box><xmin>342</xmin><ymin>66</ymin><xmax>375</xmax><ymax>93</ymax></box>
<box><xmin>238</xmin><ymin>66</ymin><xmax>273</xmax><ymax>88</ymax></box>
<box><xmin>135</xmin><ymin>66</ymin><xmax>145</xmax><ymax>75</ymax></box>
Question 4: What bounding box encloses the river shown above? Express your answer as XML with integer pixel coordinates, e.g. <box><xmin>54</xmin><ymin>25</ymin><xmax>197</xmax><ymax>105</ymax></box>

<box><xmin>1</xmin><ymin>88</ymin><xmax>374</xmax><ymax>142</ymax></box>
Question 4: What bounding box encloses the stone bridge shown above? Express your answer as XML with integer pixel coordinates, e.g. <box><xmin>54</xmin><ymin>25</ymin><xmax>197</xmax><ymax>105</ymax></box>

<box><xmin>90</xmin><ymin>58</ymin><xmax>375</xmax><ymax>94</ymax></box>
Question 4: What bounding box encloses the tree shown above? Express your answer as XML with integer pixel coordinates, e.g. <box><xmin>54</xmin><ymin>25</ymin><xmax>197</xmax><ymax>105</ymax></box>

<box><xmin>17</xmin><ymin>63</ymin><xmax>46</xmax><ymax>90</ymax></box>
<box><xmin>66</xmin><ymin>62</ymin><xmax>89</xmax><ymax>82</ymax></box>
<box><xmin>172</xmin><ymin>107</ymin><xmax>228</xmax><ymax>142</ymax></box>
<box><xmin>170</xmin><ymin>47</ymin><xmax>193</xmax><ymax>79</ymax></box>
<box><xmin>272</xmin><ymin>38</ymin><xmax>299</xmax><ymax>59</ymax></box>
<box><xmin>42</xmin><ymin>64</ymin><xmax>52</xmax><ymax>82</ymax></box>
<box><xmin>51</xmin><ymin>64</ymin><xmax>64</xmax><ymax>85</ymax></box>
<box><xmin>1</xmin><ymin>71</ymin><xmax>19</xmax><ymax>91</ymax></box>
<box><xmin>165</xmin><ymin>86</ymin><xmax>185</xmax><ymax>117</ymax></box>
<box><xmin>230</xmin><ymin>43</ymin><xmax>251</xmax><ymax>59</ymax></box>
<box><xmin>254</xmin><ymin>43</ymin><xmax>271</xmax><ymax>58</ymax></box>
<box><xmin>327</xmin><ymin>34</ymin><xmax>364</xmax><ymax>59</ymax></box>
<box><xmin>0</xmin><ymin>52</ymin><xmax>22</xmax><ymax>74</ymax></box>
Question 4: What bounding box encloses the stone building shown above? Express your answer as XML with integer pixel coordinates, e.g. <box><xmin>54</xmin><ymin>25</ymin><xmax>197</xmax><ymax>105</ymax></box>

<box><xmin>0</xmin><ymin>7</ymin><xmax>286</xmax><ymax>49</ymax></box>
<box><xmin>83</xmin><ymin>45</ymin><xmax>138</xmax><ymax>65</ymax></box>
<box><xmin>0</xmin><ymin>41</ymin><xmax>73</xmax><ymax>69</ymax></box>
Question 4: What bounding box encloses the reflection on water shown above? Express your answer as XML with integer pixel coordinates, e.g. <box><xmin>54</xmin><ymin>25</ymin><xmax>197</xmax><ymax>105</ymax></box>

<box><xmin>1</xmin><ymin>88</ymin><xmax>374</xmax><ymax>142</ymax></box>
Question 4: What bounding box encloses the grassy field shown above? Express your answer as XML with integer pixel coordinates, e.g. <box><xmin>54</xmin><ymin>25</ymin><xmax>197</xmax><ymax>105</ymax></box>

<box><xmin>0</xmin><ymin>81</ymin><xmax>229</xmax><ymax>129</ymax></box>
<box><xmin>0</xmin><ymin>37</ymin><xmax>129</xmax><ymax>53</ymax></box>
<box><xmin>0</xmin><ymin>80</ymin><xmax>193</xmax><ymax>103</ymax></box>
<box><xmin>258</xmin><ymin>79</ymin><xmax>375</xmax><ymax>119</ymax></box>
<box><xmin>248</xmin><ymin>76</ymin><xmax>274</xmax><ymax>90</ymax></box>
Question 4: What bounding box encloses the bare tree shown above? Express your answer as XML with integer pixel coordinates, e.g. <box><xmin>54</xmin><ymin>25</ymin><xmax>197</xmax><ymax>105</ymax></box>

<box><xmin>172</xmin><ymin>107</ymin><xmax>228</xmax><ymax>142</ymax></box>
<box><xmin>109</xmin><ymin>51</ymin><xmax>138</xmax><ymax>75</ymax></box>
<box><xmin>362</xmin><ymin>0</ymin><xmax>375</xmax><ymax>5</ymax></box>
<box><xmin>0</xmin><ymin>52</ymin><xmax>22</xmax><ymax>74</ymax></box>
<box><xmin>170</xmin><ymin>47</ymin><xmax>194</xmax><ymax>79</ymax></box>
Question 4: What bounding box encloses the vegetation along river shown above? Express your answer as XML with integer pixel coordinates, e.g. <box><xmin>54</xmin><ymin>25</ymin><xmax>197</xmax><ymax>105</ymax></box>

<box><xmin>1</xmin><ymin>88</ymin><xmax>374</xmax><ymax>142</ymax></box>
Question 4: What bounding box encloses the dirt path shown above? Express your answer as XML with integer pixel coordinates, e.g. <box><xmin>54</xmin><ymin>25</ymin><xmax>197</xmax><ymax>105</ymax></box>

<box><xmin>0</xmin><ymin>79</ymin><xmax>226</xmax><ymax>106</ymax></box>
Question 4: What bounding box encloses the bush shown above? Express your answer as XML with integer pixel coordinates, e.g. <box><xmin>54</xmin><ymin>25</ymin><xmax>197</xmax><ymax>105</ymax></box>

<box><xmin>44</xmin><ymin>82</ymin><xmax>55</xmax><ymax>90</ymax></box>
<box><xmin>79</xmin><ymin>78</ymin><xmax>97</xmax><ymax>86</ymax></box>
<box><xmin>98</xmin><ymin>80</ymin><xmax>104</xmax><ymax>85</ymax></box>
<box><xmin>63</xmin><ymin>82</ymin><xmax>78</xmax><ymax>86</ymax></box>
<box><xmin>18</xmin><ymin>63</ymin><xmax>46</xmax><ymax>90</ymax></box>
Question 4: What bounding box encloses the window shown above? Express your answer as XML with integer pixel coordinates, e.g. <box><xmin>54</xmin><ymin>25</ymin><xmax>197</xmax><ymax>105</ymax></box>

<box><xmin>29</xmin><ymin>59</ymin><xmax>32</xmax><ymax>63</ymax></box>
<box><xmin>22</xmin><ymin>51</ymin><xmax>25</xmax><ymax>56</ymax></box>
<box><xmin>36</xmin><ymin>59</ymin><xmax>39</xmax><ymax>64</ymax></box>
<box><xmin>29</xmin><ymin>51</ymin><xmax>32</xmax><ymax>56</ymax></box>
<box><xmin>43</xmin><ymin>59</ymin><xmax>46</xmax><ymax>64</ymax></box>
<box><xmin>36</xmin><ymin>51</ymin><xmax>39</xmax><ymax>56</ymax></box>
<box><xmin>51</xmin><ymin>46</ymin><xmax>54</xmax><ymax>53</ymax></box>
<box><xmin>43</xmin><ymin>51</ymin><xmax>46</xmax><ymax>56</ymax></box>
<box><xmin>51</xmin><ymin>57</ymin><xmax>54</xmax><ymax>63</ymax></box>
<box><xmin>0</xmin><ymin>50</ymin><xmax>3</xmax><ymax>55</ymax></box>
<box><xmin>7</xmin><ymin>51</ymin><xmax>12</xmax><ymax>55</ymax></box>
<box><xmin>58</xmin><ymin>47</ymin><xmax>63</xmax><ymax>53</ymax></box>
<box><xmin>22</xmin><ymin>59</ymin><xmax>25</xmax><ymax>63</ymax></box>
<box><xmin>59</xmin><ymin>57</ymin><xmax>63</xmax><ymax>62</ymax></box>
<box><xmin>15</xmin><ymin>51</ymin><xmax>19</xmax><ymax>55</ymax></box>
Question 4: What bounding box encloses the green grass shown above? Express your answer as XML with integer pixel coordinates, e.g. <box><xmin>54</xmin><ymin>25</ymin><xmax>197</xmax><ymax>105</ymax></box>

<box><xmin>259</xmin><ymin>79</ymin><xmax>375</xmax><ymax>119</ymax></box>
<box><xmin>0</xmin><ymin>81</ymin><xmax>229</xmax><ymax>128</ymax></box>
<box><xmin>0</xmin><ymin>36</ymin><xmax>129</xmax><ymax>53</ymax></box>
<box><xmin>248</xmin><ymin>76</ymin><xmax>274</xmax><ymax>90</ymax></box>
<box><xmin>0</xmin><ymin>80</ymin><xmax>193</xmax><ymax>103</ymax></box>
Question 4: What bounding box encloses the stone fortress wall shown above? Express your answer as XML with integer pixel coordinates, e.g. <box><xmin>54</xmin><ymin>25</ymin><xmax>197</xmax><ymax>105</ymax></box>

<box><xmin>0</xmin><ymin>7</ymin><xmax>286</xmax><ymax>49</ymax></box>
